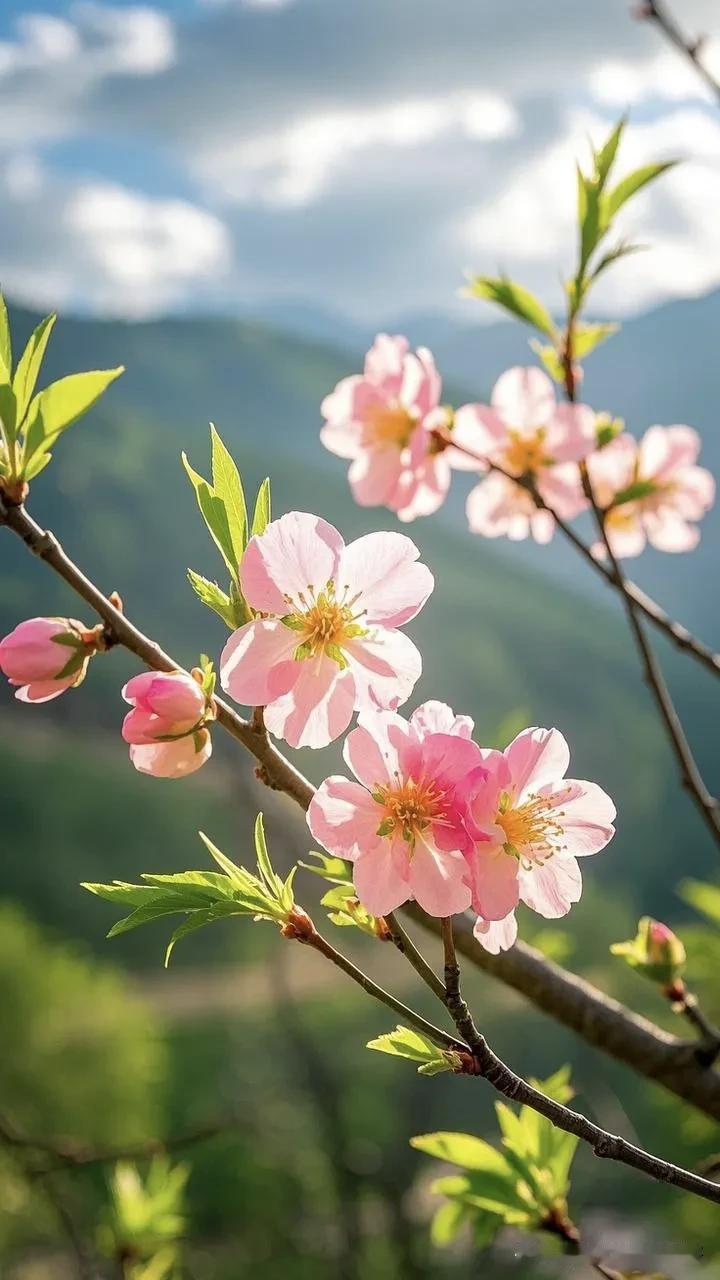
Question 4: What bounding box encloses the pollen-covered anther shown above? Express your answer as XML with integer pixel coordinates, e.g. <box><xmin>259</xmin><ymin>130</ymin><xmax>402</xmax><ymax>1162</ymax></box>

<box><xmin>496</xmin><ymin>791</ymin><xmax>564</xmax><ymax>861</ymax></box>
<box><xmin>503</xmin><ymin>429</ymin><xmax>551</xmax><ymax>476</ymax></box>
<box><xmin>375</xmin><ymin>777</ymin><xmax>447</xmax><ymax>846</ymax></box>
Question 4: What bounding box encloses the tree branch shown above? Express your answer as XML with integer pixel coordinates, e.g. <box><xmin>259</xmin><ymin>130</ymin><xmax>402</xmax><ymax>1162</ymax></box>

<box><xmin>4</xmin><ymin>495</ymin><xmax>720</xmax><ymax>1127</ymax></box>
<box><xmin>636</xmin><ymin>1</ymin><xmax>720</xmax><ymax>103</ymax></box>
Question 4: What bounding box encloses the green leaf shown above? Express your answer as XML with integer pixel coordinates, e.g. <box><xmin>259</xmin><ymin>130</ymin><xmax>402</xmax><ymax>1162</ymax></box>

<box><xmin>528</xmin><ymin>340</ymin><xmax>564</xmax><ymax>384</ymax></box>
<box><xmin>251</xmin><ymin>477</ymin><xmax>272</xmax><ymax>537</ymax></box>
<box><xmin>411</xmin><ymin>1133</ymin><xmax>514</xmax><ymax>1176</ymax></box>
<box><xmin>164</xmin><ymin>911</ymin><xmax>219</xmax><ymax>966</ymax></box>
<box><xmin>369</xmin><ymin>1027</ymin><xmax>460</xmax><ymax>1075</ymax></box>
<box><xmin>186</xmin><ymin>569</ymin><xmax>239</xmax><ymax>629</ymax></box>
<box><xmin>577</xmin><ymin>166</ymin><xmax>602</xmax><ymax>276</ymax></box>
<box><xmin>81</xmin><ymin>881</ymin><xmax>170</xmax><ymax>909</ymax></box>
<box><xmin>590</xmin><ymin>240</ymin><xmax>646</xmax><ymax>283</ymax></box>
<box><xmin>0</xmin><ymin>383</ymin><xmax>17</xmax><ymax>443</ymax></box>
<box><xmin>22</xmin><ymin>449</ymin><xmax>52</xmax><ymax>481</ymax></box>
<box><xmin>572</xmin><ymin>322</ymin><xmax>619</xmax><ymax>359</ymax></box>
<box><xmin>182</xmin><ymin>453</ymin><xmax>238</xmax><ymax>580</ymax></box>
<box><xmin>604</xmin><ymin>161</ymin><xmax>676</xmax><ymax>222</ymax></box>
<box><xmin>594</xmin><ymin>117</ymin><xmax>626</xmax><ymax>189</ymax></box>
<box><xmin>465</xmin><ymin>276</ymin><xmax>556</xmax><ymax>337</ymax></box>
<box><xmin>300</xmin><ymin>851</ymin><xmax>354</xmax><ymax>886</ymax></box>
<box><xmin>24</xmin><ymin>367</ymin><xmax>124</xmax><ymax>455</ymax></box>
<box><xmin>107</xmin><ymin>900</ymin><xmax>198</xmax><ymax>940</ymax></box>
<box><xmin>254</xmin><ymin>813</ymin><xmax>283</xmax><ymax>900</ymax></box>
<box><xmin>13</xmin><ymin>313</ymin><xmax>56</xmax><ymax>425</ymax></box>
<box><xmin>210</xmin><ymin>424</ymin><xmax>247</xmax><ymax>567</ymax></box>
<box><xmin>430</xmin><ymin>1200</ymin><xmax>471</xmax><ymax>1247</ymax></box>
<box><xmin>680</xmin><ymin>878</ymin><xmax>720</xmax><ymax>928</ymax></box>
<box><xmin>0</xmin><ymin>293</ymin><xmax>11</xmax><ymax>379</ymax></box>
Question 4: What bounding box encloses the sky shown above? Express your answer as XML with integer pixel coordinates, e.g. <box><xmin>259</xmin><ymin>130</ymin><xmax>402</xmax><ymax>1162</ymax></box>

<box><xmin>0</xmin><ymin>0</ymin><xmax>719</xmax><ymax>324</ymax></box>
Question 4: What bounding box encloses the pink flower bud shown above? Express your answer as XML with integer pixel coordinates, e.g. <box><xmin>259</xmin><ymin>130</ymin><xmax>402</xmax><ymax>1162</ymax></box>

<box><xmin>646</xmin><ymin>919</ymin><xmax>686</xmax><ymax>974</ymax></box>
<box><xmin>0</xmin><ymin>616</ymin><xmax>92</xmax><ymax>703</ymax></box>
<box><xmin>122</xmin><ymin>670</ymin><xmax>212</xmax><ymax>778</ymax></box>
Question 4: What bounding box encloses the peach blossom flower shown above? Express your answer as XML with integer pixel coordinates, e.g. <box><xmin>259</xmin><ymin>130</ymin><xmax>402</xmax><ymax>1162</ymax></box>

<box><xmin>122</xmin><ymin>670</ymin><xmax>212</xmax><ymax>778</ymax></box>
<box><xmin>587</xmin><ymin>425</ymin><xmax>714</xmax><ymax>558</ymax></box>
<box><xmin>308</xmin><ymin>704</ymin><xmax>485</xmax><ymax>917</ymax></box>
<box><xmin>465</xmin><ymin>727</ymin><xmax>615</xmax><ymax>923</ymax></box>
<box><xmin>320</xmin><ymin>334</ymin><xmax>452</xmax><ymax>522</ymax></box>
<box><xmin>452</xmin><ymin>367</ymin><xmax>595</xmax><ymax>542</ymax></box>
<box><xmin>0</xmin><ymin>616</ymin><xmax>93</xmax><ymax>702</ymax></box>
<box><xmin>220</xmin><ymin>512</ymin><xmax>432</xmax><ymax>749</ymax></box>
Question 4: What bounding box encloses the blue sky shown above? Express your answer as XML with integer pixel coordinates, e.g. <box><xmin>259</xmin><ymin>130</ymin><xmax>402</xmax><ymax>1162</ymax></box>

<box><xmin>0</xmin><ymin>0</ymin><xmax>719</xmax><ymax>322</ymax></box>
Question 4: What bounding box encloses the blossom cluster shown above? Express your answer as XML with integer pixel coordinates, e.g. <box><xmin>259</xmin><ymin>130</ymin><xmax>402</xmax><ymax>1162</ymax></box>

<box><xmin>321</xmin><ymin>336</ymin><xmax>714</xmax><ymax>554</ymax></box>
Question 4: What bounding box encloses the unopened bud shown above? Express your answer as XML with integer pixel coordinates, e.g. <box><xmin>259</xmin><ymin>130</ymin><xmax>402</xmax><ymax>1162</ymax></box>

<box><xmin>611</xmin><ymin>916</ymin><xmax>686</xmax><ymax>986</ymax></box>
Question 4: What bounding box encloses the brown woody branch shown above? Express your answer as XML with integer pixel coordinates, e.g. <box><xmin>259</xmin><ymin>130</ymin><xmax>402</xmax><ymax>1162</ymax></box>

<box><xmin>5</xmin><ymin>496</ymin><xmax>720</xmax><ymax>1203</ymax></box>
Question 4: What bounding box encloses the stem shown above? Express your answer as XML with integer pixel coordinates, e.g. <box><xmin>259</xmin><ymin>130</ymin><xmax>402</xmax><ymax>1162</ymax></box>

<box><xmin>383</xmin><ymin>911</ymin><xmax>447</xmax><ymax>1002</ymax></box>
<box><xmin>295</xmin><ymin>919</ymin><xmax>465</xmax><ymax>1055</ymax></box>
<box><xmin>639</xmin><ymin>1</ymin><xmax>720</xmax><ymax>104</ymax></box>
<box><xmin>582</xmin><ymin>460</ymin><xmax>720</xmax><ymax>848</ymax></box>
<box><xmin>677</xmin><ymin>991</ymin><xmax>720</xmax><ymax>1067</ymax></box>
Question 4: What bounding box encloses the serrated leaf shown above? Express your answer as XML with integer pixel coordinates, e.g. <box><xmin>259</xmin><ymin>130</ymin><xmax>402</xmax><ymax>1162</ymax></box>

<box><xmin>369</xmin><ymin>1027</ymin><xmax>458</xmax><ymax>1074</ymax></box>
<box><xmin>465</xmin><ymin>276</ymin><xmax>556</xmax><ymax>337</ymax></box>
<box><xmin>13</xmin><ymin>313</ymin><xmax>56</xmax><ymax>425</ymax></box>
<box><xmin>254</xmin><ymin>813</ymin><xmax>283</xmax><ymax>900</ymax></box>
<box><xmin>81</xmin><ymin>881</ymin><xmax>170</xmax><ymax>909</ymax></box>
<box><xmin>24</xmin><ymin>367</ymin><xmax>123</xmax><ymax>456</ymax></box>
<box><xmin>251</xmin><ymin>477</ymin><xmax>271</xmax><ymax>537</ymax></box>
<box><xmin>210</xmin><ymin>424</ymin><xmax>247</xmax><ymax>566</ymax></box>
<box><xmin>107</xmin><ymin>900</ymin><xmax>196</xmax><ymax>939</ymax></box>
<box><xmin>164</xmin><ymin>911</ymin><xmax>218</xmax><ymax>967</ymax></box>
<box><xmin>604</xmin><ymin>161</ymin><xmax>676</xmax><ymax>222</ymax></box>
<box><xmin>187</xmin><ymin>569</ymin><xmax>239</xmax><ymax>629</ymax></box>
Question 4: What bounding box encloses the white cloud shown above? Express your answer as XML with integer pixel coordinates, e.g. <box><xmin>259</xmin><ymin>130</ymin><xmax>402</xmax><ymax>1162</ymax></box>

<box><xmin>0</xmin><ymin>168</ymin><xmax>231</xmax><ymax>317</ymax></box>
<box><xmin>196</xmin><ymin>92</ymin><xmax>519</xmax><ymax>206</ymax></box>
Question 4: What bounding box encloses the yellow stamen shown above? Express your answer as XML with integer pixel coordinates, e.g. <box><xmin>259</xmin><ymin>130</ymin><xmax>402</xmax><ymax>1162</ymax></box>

<box><xmin>375</xmin><ymin>776</ymin><xmax>447</xmax><ymax>847</ymax></box>
<box><xmin>365</xmin><ymin>402</ymin><xmax>415</xmax><ymax>449</ymax></box>
<box><xmin>496</xmin><ymin>791</ymin><xmax>565</xmax><ymax>863</ymax></box>
<box><xmin>503</xmin><ymin>429</ymin><xmax>550</xmax><ymax>476</ymax></box>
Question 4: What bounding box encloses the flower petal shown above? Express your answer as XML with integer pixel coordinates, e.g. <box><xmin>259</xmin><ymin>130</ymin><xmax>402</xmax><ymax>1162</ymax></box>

<box><xmin>240</xmin><ymin>511</ymin><xmax>344</xmax><ymax>614</ymax></box>
<box><xmin>353</xmin><ymin>840</ymin><xmax>411</xmax><ymax>915</ymax></box>
<box><xmin>129</xmin><ymin>733</ymin><xmax>212</xmax><ymax>779</ymax></box>
<box><xmin>473</xmin><ymin>911</ymin><xmax>518</xmax><ymax>954</ymax></box>
<box><xmin>307</xmin><ymin>777</ymin><xmax>383</xmax><ymax>863</ymax></box>
<box><xmin>348</xmin><ymin>447</ymin><xmax>404</xmax><ymax>508</ymax></box>
<box><xmin>504</xmin><ymin>727</ymin><xmax>570</xmax><ymax>799</ymax></box>
<box><xmin>519</xmin><ymin>855</ymin><xmax>582</xmax><ymax>918</ymax></box>
<box><xmin>344</xmin><ymin>629</ymin><xmax>422</xmax><ymax>710</ymax></box>
<box><xmin>343</xmin><ymin>711</ymin><xmax>413</xmax><ymax>788</ymax></box>
<box><xmin>220</xmin><ymin>620</ymin><xmax>299</xmax><ymax>707</ymax></box>
<box><xmin>15</xmin><ymin>676</ymin><xmax>78</xmax><ymax>703</ymax></box>
<box><xmin>467</xmin><ymin>846</ymin><xmax>520</xmax><ymax>921</ymax></box>
<box><xmin>263</xmin><ymin>655</ymin><xmax>355</xmax><ymax>749</ymax></box>
<box><xmin>410</xmin><ymin>700</ymin><xmax>474</xmax><ymax>740</ymax></box>
<box><xmin>338</xmin><ymin>531</ymin><xmax>433</xmax><ymax>627</ymax></box>
<box><xmin>492</xmin><ymin>367</ymin><xmax>555</xmax><ymax>431</ymax></box>
<box><xmin>541</xmin><ymin>779</ymin><xmax>615</xmax><ymax>856</ymax></box>
<box><xmin>410</xmin><ymin>838</ymin><xmax>471</xmax><ymax>916</ymax></box>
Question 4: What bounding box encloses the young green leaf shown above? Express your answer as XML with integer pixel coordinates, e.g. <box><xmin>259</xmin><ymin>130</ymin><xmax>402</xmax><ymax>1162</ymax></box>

<box><xmin>430</xmin><ymin>1200</ymin><xmax>472</xmax><ymax>1247</ymax></box>
<box><xmin>604</xmin><ymin>161</ymin><xmax>677</xmax><ymax>223</ymax></box>
<box><xmin>368</xmin><ymin>1027</ymin><xmax>461</xmax><ymax>1075</ymax></box>
<box><xmin>679</xmin><ymin>878</ymin><xmax>720</xmax><ymax>928</ymax></box>
<box><xmin>594</xmin><ymin>116</ymin><xmax>626</xmax><ymax>189</ymax></box>
<box><xmin>572</xmin><ymin>321</ymin><xmax>619</xmax><ymax>359</ymax></box>
<box><xmin>182</xmin><ymin>452</ymin><xmax>238</xmax><ymax>579</ymax></box>
<box><xmin>465</xmin><ymin>276</ymin><xmax>556</xmax><ymax>338</ymax></box>
<box><xmin>209</xmin><ymin>424</ymin><xmax>247</xmax><ymax>566</ymax></box>
<box><xmin>251</xmin><ymin>476</ymin><xmax>272</xmax><ymax>537</ymax></box>
<box><xmin>528</xmin><ymin>340</ymin><xmax>564</xmax><ymax>384</ymax></box>
<box><xmin>0</xmin><ymin>383</ymin><xmax>17</xmax><ymax>444</ymax></box>
<box><xmin>0</xmin><ymin>293</ymin><xmax>11</xmax><ymax>379</ymax></box>
<box><xmin>24</xmin><ymin>367</ymin><xmax>124</xmax><ymax>453</ymax></box>
<box><xmin>186</xmin><ymin>569</ymin><xmax>239</xmax><ymax>629</ymax></box>
<box><xmin>577</xmin><ymin>166</ymin><xmax>602</xmax><ymax>278</ymax></box>
<box><xmin>300</xmin><ymin>850</ymin><xmax>354</xmax><ymax>885</ymax></box>
<box><xmin>13</xmin><ymin>313</ymin><xmax>56</xmax><ymax>424</ymax></box>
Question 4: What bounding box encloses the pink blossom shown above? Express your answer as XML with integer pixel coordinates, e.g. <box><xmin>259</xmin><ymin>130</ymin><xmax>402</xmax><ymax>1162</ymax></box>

<box><xmin>452</xmin><ymin>367</ymin><xmax>595</xmax><ymax>542</ymax></box>
<box><xmin>465</xmin><ymin>727</ymin><xmax>615</xmax><ymax>923</ymax></box>
<box><xmin>587</xmin><ymin>426</ymin><xmax>714</xmax><ymax>558</ymax></box>
<box><xmin>308</xmin><ymin>705</ymin><xmax>485</xmax><ymax>917</ymax></box>
<box><xmin>220</xmin><ymin>512</ymin><xmax>432</xmax><ymax>749</ymax></box>
<box><xmin>473</xmin><ymin>912</ymin><xmax>518</xmax><ymax>954</ymax></box>
<box><xmin>320</xmin><ymin>334</ymin><xmax>452</xmax><ymax>522</ymax></box>
<box><xmin>122</xmin><ymin>670</ymin><xmax>212</xmax><ymax>778</ymax></box>
<box><xmin>0</xmin><ymin>616</ymin><xmax>92</xmax><ymax>703</ymax></box>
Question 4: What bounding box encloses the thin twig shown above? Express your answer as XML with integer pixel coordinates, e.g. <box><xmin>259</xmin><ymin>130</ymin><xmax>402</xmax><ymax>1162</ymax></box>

<box><xmin>636</xmin><ymin>1</ymin><xmax>720</xmax><ymax>103</ymax></box>
<box><xmin>433</xmin><ymin>429</ymin><xmax>720</xmax><ymax>678</ymax></box>
<box><xmin>676</xmin><ymin>991</ymin><xmax>720</xmax><ymax>1067</ymax></box>
<box><xmin>383</xmin><ymin>911</ymin><xmax>447</xmax><ymax>1002</ymax></box>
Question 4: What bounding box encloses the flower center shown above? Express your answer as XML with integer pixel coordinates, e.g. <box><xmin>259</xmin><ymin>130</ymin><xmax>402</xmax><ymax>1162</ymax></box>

<box><xmin>495</xmin><ymin>790</ymin><xmax>564</xmax><ymax>864</ymax></box>
<box><xmin>282</xmin><ymin>582</ymin><xmax>367</xmax><ymax>668</ymax></box>
<box><xmin>374</xmin><ymin>776</ymin><xmax>446</xmax><ymax>846</ymax></box>
<box><xmin>503</xmin><ymin>430</ymin><xmax>550</xmax><ymax>476</ymax></box>
<box><xmin>365</xmin><ymin>402</ymin><xmax>415</xmax><ymax>449</ymax></box>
